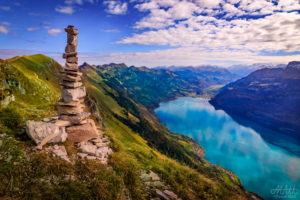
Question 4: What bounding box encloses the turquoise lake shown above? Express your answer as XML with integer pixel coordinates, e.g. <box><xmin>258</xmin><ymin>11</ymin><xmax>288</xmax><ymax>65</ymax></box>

<box><xmin>155</xmin><ymin>97</ymin><xmax>300</xmax><ymax>200</ymax></box>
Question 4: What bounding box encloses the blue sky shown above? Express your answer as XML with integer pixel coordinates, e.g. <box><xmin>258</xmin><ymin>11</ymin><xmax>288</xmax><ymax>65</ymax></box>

<box><xmin>0</xmin><ymin>0</ymin><xmax>300</xmax><ymax>67</ymax></box>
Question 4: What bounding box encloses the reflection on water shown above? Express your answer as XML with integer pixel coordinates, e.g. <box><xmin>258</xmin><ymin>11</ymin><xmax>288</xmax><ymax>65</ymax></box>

<box><xmin>155</xmin><ymin>97</ymin><xmax>300</xmax><ymax>200</ymax></box>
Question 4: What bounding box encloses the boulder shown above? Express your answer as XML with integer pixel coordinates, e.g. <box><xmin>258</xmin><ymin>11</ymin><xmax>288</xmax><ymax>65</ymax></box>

<box><xmin>66</xmin><ymin>119</ymin><xmax>98</xmax><ymax>143</ymax></box>
<box><xmin>26</xmin><ymin>121</ymin><xmax>67</xmax><ymax>145</ymax></box>
<box><xmin>60</xmin><ymin>112</ymin><xmax>90</xmax><ymax>125</ymax></box>
<box><xmin>62</xmin><ymin>86</ymin><xmax>86</xmax><ymax>102</ymax></box>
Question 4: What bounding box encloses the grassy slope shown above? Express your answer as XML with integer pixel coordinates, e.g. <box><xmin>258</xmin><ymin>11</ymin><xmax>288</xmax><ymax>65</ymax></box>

<box><xmin>82</xmin><ymin>64</ymin><xmax>251</xmax><ymax>199</ymax></box>
<box><xmin>0</xmin><ymin>55</ymin><xmax>252</xmax><ymax>199</ymax></box>
<box><xmin>0</xmin><ymin>54</ymin><xmax>61</xmax><ymax>134</ymax></box>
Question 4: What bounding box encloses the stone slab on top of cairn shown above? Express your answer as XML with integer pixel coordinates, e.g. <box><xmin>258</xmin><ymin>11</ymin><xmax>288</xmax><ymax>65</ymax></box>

<box><xmin>57</xmin><ymin>25</ymin><xmax>98</xmax><ymax>143</ymax></box>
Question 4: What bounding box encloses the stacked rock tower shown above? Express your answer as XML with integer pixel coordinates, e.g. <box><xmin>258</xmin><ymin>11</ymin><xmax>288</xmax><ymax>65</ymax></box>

<box><xmin>57</xmin><ymin>25</ymin><xmax>98</xmax><ymax>143</ymax></box>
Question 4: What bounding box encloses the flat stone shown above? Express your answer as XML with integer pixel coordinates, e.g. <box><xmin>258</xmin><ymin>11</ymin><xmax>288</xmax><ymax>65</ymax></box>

<box><xmin>53</xmin><ymin>120</ymin><xmax>71</xmax><ymax>127</ymax></box>
<box><xmin>63</xmin><ymin>52</ymin><xmax>77</xmax><ymax>59</ymax></box>
<box><xmin>65</xmin><ymin>63</ymin><xmax>78</xmax><ymax>71</ymax></box>
<box><xmin>57</xmin><ymin>105</ymin><xmax>83</xmax><ymax>115</ymax></box>
<box><xmin>61</xmin><ymin>74</ymin><xmax>81</xmax><ymax>82</ymax></box>
<box><xmin>66</xmin><ymin>56</ymin><xmax>78</xmax><ymax>63</ymax></box>
<box><xmin>61</xmin><ymin>70</ymin><xmax>82</xmax><ymax>76</ymax></box>
<box><xmin>60</xmin><ymin>81</ymin><xmax>83</xmax><ymax>88</ymax></box>
<box><xmin>26</xmin><ymin>121</ymin><xmax>67</xmax><ymax>145</ymax></box>
<box><xmin>59</xmin><ymin>112</ymin><xmax>90</xmax><ymax>125</ymax></box>
<box><xmin>62</xmin><ymin>86</ymin><xmax>86</xmax><ymax>102</ymax></box>
<box><xmin>66</xmin><ymin>119</ymin><xmax>98</xmax><ymax>143</ymax></box>
<box><xmin>56</xmin><ymin>100</ymin><xmax>81</xmax><ymax>107</ymax></box>
<box><xmin>65</xmin><ymin>26</ymin><xmax>79</xmax><ymax>35</ymax></box>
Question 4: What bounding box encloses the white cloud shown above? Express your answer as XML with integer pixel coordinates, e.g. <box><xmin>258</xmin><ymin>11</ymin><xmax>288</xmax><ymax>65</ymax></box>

<box><xmin>48</xmin><ymin>29</ymin><xmax>62</xmax><ymax>36</ymax></box>
<box><xmin>0</xmin><ymin>26</ymin><xmax>9</xmax><ymax>34</ymax></box>
<box><xmin>27</xmin><ymin>27</ymin><xmax>40</xmax><ymax>31</ymax></box>
<box><xmin>0</xmin><ymin>6</ymin><xmax>10</xmax><ymax>11</ymax></box>
<box><xmin>117</xmin><ymin>0</ymin><xmax>300</xmax><ymax>55</ymax></box>
<box><xmin>55</xmin><ymin>6</ymin><xmax>74</xmax><ymax>14</ymax></box>
<box><xmin>104</xmin><ymin>1</ymin><xmax>128</xmax><ymax>15</ymax></box>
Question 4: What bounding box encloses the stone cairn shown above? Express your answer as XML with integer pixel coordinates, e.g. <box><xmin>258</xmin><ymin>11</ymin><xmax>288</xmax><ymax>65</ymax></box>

<box><xmin>57</xmin><ymin>25</ymin><xmax>98</xmax><ymax>143</ymax></box>
<box><xmin>26</xmin><ymin>25</ymin><xmax>112</xmax><ymax>164</ymax></box>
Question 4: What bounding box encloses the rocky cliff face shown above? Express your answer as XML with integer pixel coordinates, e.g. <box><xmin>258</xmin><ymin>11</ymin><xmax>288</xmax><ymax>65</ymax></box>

<box><xmin>210</xmin><ymin>61</ymin><xmax>300</xmax><ymax>141</ymax></box>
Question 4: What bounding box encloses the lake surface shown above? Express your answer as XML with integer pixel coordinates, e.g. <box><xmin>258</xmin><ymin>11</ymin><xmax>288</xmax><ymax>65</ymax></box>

<box><xmin>155</xmin><ymin>97</ymin><xmax>300</xmax><ymax>200</ymax></box>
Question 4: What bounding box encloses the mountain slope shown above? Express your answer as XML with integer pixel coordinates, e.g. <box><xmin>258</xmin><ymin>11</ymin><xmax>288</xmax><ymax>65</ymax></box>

<box><xmin>210</xmin><ymin>61</ymin><xmax>300</xmax><ymax>151</ymax></box>
<box><xmin>81</xmin><ymin>63</ymin><xmax>258</xmax><ymax>199</ymax></box>
<box><xmin>0</xmin><ymin>55</ymin><xmax>258</xmax><ymax>199</ymax></box>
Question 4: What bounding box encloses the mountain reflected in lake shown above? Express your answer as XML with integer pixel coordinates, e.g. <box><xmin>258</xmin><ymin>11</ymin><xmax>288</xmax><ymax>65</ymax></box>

<box><xmin>155</xmin><ymin>97</ymin><xmax>300</xmax><ymax>200</ymax></box>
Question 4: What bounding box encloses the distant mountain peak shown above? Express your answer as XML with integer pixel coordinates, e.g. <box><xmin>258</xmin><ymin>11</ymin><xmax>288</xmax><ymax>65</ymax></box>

<box><xmin>287</xmin><ymin>61</ymin><xmax>300</xmax><ymax>69</ymax></box>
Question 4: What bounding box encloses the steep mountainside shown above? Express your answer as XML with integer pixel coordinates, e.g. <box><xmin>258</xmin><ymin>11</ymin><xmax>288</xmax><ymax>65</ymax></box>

<box><xmin>210</xmin><ymin>61</ymin><xmax>300</xmax><ymax>142</ymax></box>
<box><xmin>81</xmin><ymin>63</ymin><xmax>203</xmax><ymax>109</ymax></box>
<box><xmin>0</xmin><ymin>55</ymin><xmax>258</xmax><ymax>199</ymax></box>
